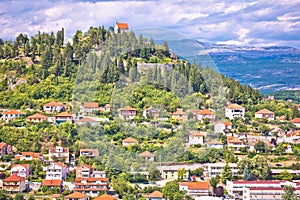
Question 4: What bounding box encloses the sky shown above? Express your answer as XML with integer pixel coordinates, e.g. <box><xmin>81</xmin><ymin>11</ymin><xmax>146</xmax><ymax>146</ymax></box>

<box><xmin>0</xmin><ymin>0</ymin><xmax>300</xmax><ymax>48</ymax></box>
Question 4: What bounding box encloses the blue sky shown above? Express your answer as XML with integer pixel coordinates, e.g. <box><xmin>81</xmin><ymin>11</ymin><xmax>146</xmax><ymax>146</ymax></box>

<box><xmin>0</xmin><ymin>0</ymin><xmax>300</xmax><ymax>47</ymax></box>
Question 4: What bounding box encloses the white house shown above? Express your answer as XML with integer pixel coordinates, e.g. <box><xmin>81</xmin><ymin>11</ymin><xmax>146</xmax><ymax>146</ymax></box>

<box><xmin>227</xmin><ymin>136</ymin><xmax>245</xmax><ymax>151</ymax></box>
<box><xmin>143</xmin><ymin>107</ymin><xmax>159</xmax><ymax>119</ymax></box>
<box><xmin>255</xmin><ymin>109</ymin><xmax>275</xmax><ymax>120</ymax></box>
<box><xmin>192</xmin><ymin>109</ymin><xmax>216</xmax><ymax>122</ymax></box>
<box><xmin>139</xmin><ymin>151</ymin><xmax>155</xmax><ymax>162</ymax></box>
<box><xmin>145</xmin><ymin>191</ymin><xmax>164</xmax><ymax>200</ymax></box>
<box><xmin>203</xmin><ymin>163</ymin><xmax>238</xmax><ymax>178</ymax></box>
<box><xmin>291</xmin><ymin>118</ymin><xmax>300</xmax><ymax>127</ymax></box>
<box><xmin>214</xmin><ymin>121</ymin><xmax>232</xmax><ymax>134</ymax></box>
<box><xmin>188</xmin><ymin>131</ymin><xmax>204</xmax><ymax>145</ymax></box>
<box><xmin>43</xmin><ymin>101</ymin><xmax>64</xmax><ymax>113</ymax></box>
<box><xmin>179</xmin><ymin>181</ymin><xmax>210</xmax><ymax>198</ymax></box>
<box><xmin>45</xmin><ymin>162</ymin><xmax>68</xmax><ymax>181</ymax></box>
<box><xmin>122</xmin><ymin>137</ymin><xmax>138</xmax><ymax>146</ymax></box>
<box><xmin>206</xmin><ymin>141</ymin><xmax>224</xmax><ymax>149</ymax></box>
<box><xmin>225</xmin><ymin>104</ymin><xmax>245</xmax><ymax>119</ymax></box>
<box><xmin>11</xmin><ymin>164</ymin><xmax>30</xmax><ymax>178</ymax></box>
<box><xmin>119</xmin><ymin>106</ymin><xmax>137</xmax><ymax>120</ymax></box>
<box><xmin>1</xmin><ymin>110</ymin><xmax>25</xmax><ymax>121</ymax></box>
<box><xmin>114</xmin><ymin>22</ymin><xmax>129</xmax><ymax>33</ymax></box>
<box><xmin>80</xmin><ymin>102</ymin><xmax>99</xmax><ymax>115</ymax></box>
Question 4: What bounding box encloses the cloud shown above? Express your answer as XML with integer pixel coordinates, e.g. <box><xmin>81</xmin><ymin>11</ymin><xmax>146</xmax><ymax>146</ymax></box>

<box><xmin>0</xmin><ymin>0</ymin><xmax>299</xmax><ymax>47</ymax></box>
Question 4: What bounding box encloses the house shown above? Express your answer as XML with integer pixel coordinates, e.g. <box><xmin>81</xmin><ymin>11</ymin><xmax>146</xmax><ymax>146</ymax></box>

<box><xmin>81</xmin><ymin>102</ymin><xmax>99</xmax><ymax>115</ymax></box>
<box><xmin>94</xmin><ymin>194</ymin><xmax>117</xmax><ymax>200</ymax></box>
<box><xmin>2</xmin><ymin>174</ymin><xmax>27</xmax><ymax>192</ymax></box>
<box><xmin>114</xmin><ymin>22</ymin><xmax>129</xmax><ymax>33</ymax></box>
<box><xmin>11</xmin><ymin>164</ymin><xmax>30</xmax><ymax>178</ymax></box>
<box><xmin>160</xmin><ymin>166</ymin><xmax>189</xmax><ymax>180</ymax></box>
<box><xmin>226</xmin><ymin>180</ymin><xmax>296</xmax><ymax>200</ymax></box>
<box><xmin>255</xmin><ymin>109</ymin><xmax>275</xmax><ymax>120</ymax></box>
<box><xmin>75</xmin><ymin>117</ymin><xmax>98</xmax><ymax>126</ymax></box>
<box><xmin>45</xmin><ymin>162</ymin><xmax>68</xmax><ymax>181</ymax></box>
<box><xmin>122</xmin><ymin>137</ymin><xmax>138</xmax><ymax>146</ymax></box>
<box><xmin>179</xmin><ymin>181</ymin><xmax>210</xmax><ymax>198</ymax></box>
<box><xmin>0</xmin><ymin>142</ymin><xmax>13</xmax><ymax>157</ymax></box>
<box><xmin>227</xmin><ymin>136</ymin><xmax>245</xmax><ymax>150</ymax></box>
<box><xmin>99</xmin><ymin>104</ymin><xmax>111</xmax><ymax>112</ymax></box>
<box><xmin>192</xmin><ymin>109</ymin><xmax>216</xmax><ymax>122</ymax></box>
<box><xmin>139</xmin><ymin>151</ymin><xmax>155</xmax><ymax>162</ymax></box>
<box><xmin>76</xmin><ymin>164</ymin><xmax>93</xmax><ymax>178</ymax></box>
<box><xmin>278</xmin><ymin>130</ymin><xmax>300</xmax><ymax>143</ymax></box>
<box><xmin>26</xmin><ymin>113</ymin><xmax>48</xmax><ymax>123</ymax></box>
<box><xmin>143</xmin><ymin>107</ymin><xmax>159</xmax><ymax>119</ymax></box>
<box><xmin>171</xmin><ymin>109</ymin><xmax>186</xmax><ymax>122</ymax></box>
<box><xmin>65</xmin><ymin>192</ymin><xmax>89</xmax><ymax>200</ymax></box>
<box><xmin>74</xmin><ymin>177</ymin><xmax>109</xmax><ymax>197</ymax></box>
<box><xmin>214</xmin><ymin>121</ymin><xmax>232</xmax><ymax>134</ymax></box>
<box><xmin>80</xmin><ymin>149</ymin><xmax>99</xmax><ymax>159</ymax></box>
<box><xmin>1</xmin><ymin>110</ymin><xmax>25</xmax><ymax>121</ymax></box>
<box><xmin>206</xmin><ymin>141</ymin><xmax>224</xmax><ymax>149</ymax></box>
<box><xmin>55</xmin><ymin>112</ymin><xmax>73</xmax><ymax>124</ymax></box>
<box><xmin>291</xmin><ymin>118</ymin><xmax>300</xmax><ymax>127</ymax></box>
<box><xmin>44</xmin><ymin>101</ymin><xmax>65</xmax><ymax>113</ymax></box>
<box><xmin>48</xmin><ymin>146</ymin><xmax>70</xmax><ymax>164</ymax></box>
<box><xmin>188</xmin><ymin>131</ymin><xmax>204</xmax><ymax>145</ymax></box>
<box><xmin>119</xmin><ymin>106</ymin><xmax>137</xmax><ymax>120</ymax></box>
<box><xmin>203</xmin><ymin>163</ymin><xmax>238</xmax><ymax>178</ymax></box>
<box><xmin>145</xmin><ymin>191</ymin><xmax>164</xmax><ymax>200</ymax></box>
<box><xmin>17</xmin><ymin>152</ymin><xmax>40</xmax><ymax>161</ymax></box>
<box><xmin>225</xmin><ymin>104</ymin><xmax>245</xmax><ymax>119</ymax></box>
<box><xmin>42</xmin><ymin>179</ymin><xmax>63</xmax><ymax>193</ymax></box>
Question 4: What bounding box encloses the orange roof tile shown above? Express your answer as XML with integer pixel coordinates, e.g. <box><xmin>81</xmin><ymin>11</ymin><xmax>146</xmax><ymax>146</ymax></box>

<box><xmin>120</xmin><ymin>106</ymin><xmax>136</xmax><ymax>111</ymax></box>
<box><xmin>44</xmin><ymin>101</ymin><xmax>64</xmax><ymax>107</ymax></box>
<box><xmin>84</xmin><ymin>102</ymin><xmax>99</xmax><ymax>108</ymax></box>
<box><xmin>227</xmin><ymin>136</ymin><xmax>243</xmax><ymax>144</ymax></box>
<box><xmin>123</xmin><ymin>137</ymin><xmax>138</xmax><ymax>143</ymax></box>
<box><xmin>116</xmin><ymin>22</ymin><xmax>128</xmax><ymax>29</ymax></box>
<box><xmin>0</xmin><ymin>142</ymin><xmax>7</xmax><ymax>149</ymax></box>
<box><xmin>76</xmin><ymin>117</ymin><xmax>97</xmax><ymax>123</ymax></box>
<box><xmin>140</xmin><ymin>151</ymin><xmax>154</xmax><ymax>157</ymax></box>
<box><xmin>222</xmin><ymin>121</ymin><xmax>232</xmax><ymax>126</ymax></box>
<box><xmin>226</xmin><ymin>104</ymin><xmax>244</xmax><ymax>110</ymax></box>
<box><xmin>255</xmin><ymin>109</ymin><xmax>274</xmax><ymax>114</ymax></box>
<box><xmin>54</xmin><ymin>162</ymin><xmax>65</xmax><ymax>167</ymax></box>
<box><xmin>42</xmin><ymin>179</ymin><xmax>62</xmax><ymax>186</ymax></box>
<box><xmin>26</xmin><ymin>113</ymin><xmax>48</xmax><ymax>120</ymax></box>
<box><xmin>145</xmin><ymin>191</ymin><xmax>163</xmax><ymax>198</ymax></box>
<box><xmin>3</xmin><ymin>174</ymin><xmax>26</xmax><ymax>182</ymax></box>
<box><xmin>11</xmin><ymin>164</ymin><xmax>29</xmax><ymax>169</ymax></box>
<box><xmin>65</xmin><ymin>192</ymin><xmax>88</xmax><ymax>199</ymax></box>
<box><xmin>198</xmin><ymin>109</ymin><xmax>214</xmax><ymax>115</ymax></box>
<box><xmin>94</xmin><ymin>194</ymin><xmax>116</xmax><ymax>200</ymax></box>
<box><xmin>21</xmin><ymin>152</ymin><xmax>40</xmax><ymax>158</ymax></box>
<box><xmin>189</xmin><ymin>131</ymin><xmax>204</xmax><ymax>137</ymax></box>
<box><xmin>55</xmin><ymin>112</ymin><xmax>72</xmax><ymax>117</ymax></box>
<box><xmin>3</xmin><ymin>110</ymin><xmax>25</xmax><ymax>115</ymax></box>
<box><xmin>187</xmin><ymin>181</ymin><xmax>209</xmax><ymax>190</ymax></box>
<box><xmin>291</xmin><ymin>118</ymin><xmax>300</xmax><ymax>123</ymax></box>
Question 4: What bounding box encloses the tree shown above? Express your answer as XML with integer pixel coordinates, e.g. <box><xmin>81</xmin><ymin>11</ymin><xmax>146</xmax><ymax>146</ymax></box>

<box><xmin>280</xmin><ymin>170</ymin><xmax>293</xmax><ymax>181</ymax></box>
<box><xmin>0</xmin><ymin>190</ymin><xmax>7</xmax><ymax>200</ymax></box>
<box><xmin>162</xmin><ymin>181</ymin><xmax>185</xmax><ymax>200</ymax></box>
<box><xmin>210</xmin><ymin>174</ymin><xmax>220</xmax><ymax>196</ymax></box>
<box><xmin>221</xmin><ymin>163</ymin><xmax>233</xmax><ymax>184</ymax></box>
<box><xmin>254</xmin><ymin>140</ymin><xmax>266</xmax><ymax>153</ymax></box>
<box><xmin>14</xmin><ymin>194</ymin><xmax>24</xmax><ymax>200</ymax></box>
<box><xmin>283</xmin><ymin>185</ymin><xmax>296</xmax><ymax>200</ymax></box>
<box><xmin>177</xmin><ymin>168</ymin><xmax>185</xmax><ymax>181</ymax></box>
<box><xmin>258</xmin><ymin>124</ymin><xmax>270</xmax><ymax>135</ymax></box>
<box><xmin>111</xmin><ymin>173</ymin><xmax>133</xmax><ymax>198</ymax></box>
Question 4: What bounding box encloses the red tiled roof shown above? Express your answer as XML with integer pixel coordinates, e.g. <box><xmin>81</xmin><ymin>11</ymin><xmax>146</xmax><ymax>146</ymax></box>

<box><xmin>82</xmin><ymin>164</ymin><xmax>93</xmax><ymax>169</ymax></box>
<box><xmin>122</xmin><ymin>137</ymin><xmax>138</xmax><ymax>143</ymax></box>
<box><xmin>84</xmin><ymin>102</ymin><xmax>99</xmax><ymax>108</ymax></box>
<box><xmin>54</xmin><ymin>162</ymin><xmax>65</xmax><ymax>167</ymax></box>
<box><xmin>249</xmin><ymin>187</ymin><xmax>284</xmax><ymax>191</ymax></box>
<box><xmin>55</xmin><ymin>112</ymin><xmax>72</xmax><ymax>117</ymax></box>
<box><xmin>21</xmin><ymin>152</ymin><xmax>40</xmax><ymax>158</ymax></box>
<box><xmin>145</xmin><ymin>191</ymin><xmax>163</xmax><ymax>198</ymax></box>
<box><xmin>65</xmin><ymin>192</ymin><xmax>88</xmax><ymax>199</ymax></box>
<box><xmin>198</xmin><ymin>109</ymin><xmax>214</xmax><ymax>115</ymax></box>
<box><xmin>140</xmin><ymin>151</ymin><xmax>154</xmax><ymax>157</ymax></box>
<box><xmin>116</xmin><ymin>22</ymin><xmax>128</xmax><ymax>29</ymax></box>
<box><xmin>226</xmin><ymin>104</ymin><xmax>244</xmax><ymax>110</ymax></box>
<box><xmin>227</xmin><ymin>136</ymin><xmax>243</xmax><ymax>144</ymax></box>
<box><xmin>12</xmin><ymin>164</ymin><xmax>29</xmax><ymax>169</ymax></box>
<box><xmin>42</xmin><ymin>179</ymin><xmax>62</xmax><ymax>186</ymax></box>
<box><xmin>94</xmin><ymin>194</ymin><xmax>116</xmax><ymax>200</ymax></box>
<box><xmin>0</xmin><ymin>142</ymin><xmax>7</xmax><ymax>149</ymax></box>
<box><xmin>3</xmin><ymin>174</ymin><xmax>26</xmax><ymax>182</ymax></box>
<box><xmin>189</xmin><ymin>131</ymin><xmax>204</xmax><ymax>137</ymax></box>
<box><xmin>120</xmin><ymin>106</ymin><xmax>136</xmax><ymax>111</ymax></box>
<box><xmin>26</xmin><ymin>113</ymin><xmax>48</xmax><ymax>120</ymax></box>
<box><xmin>232</xmin><ymin>180</ymin><xmax>283</xmax><ymax>184</ymax></box>
<box><xmin>291</xmin><ymin>118</ymin><xmax>300</xmax><ymax>123</ymax></box>
<box><xmin>255</xmin><ymin>109</ymin><xmax>274</xmax><ymax>114</ymax></box>
<box><xmin>179</xmin><ymin>181</ymin><xmax>209</xmax><ymax>190</ymax></box>
<box><xmin>76</xmin><ymin>117</ymin><xmax>97</xmax><ymax>123</ymax></box>
<box><xmin>44</xmin><ymin>101</ymin><xmax>64</xmax><ymax>107</ymax></box>
<box><xmin>3</xmin><ymin>110</ymin><xmax>25</xmax><ymax>115</ymax></box>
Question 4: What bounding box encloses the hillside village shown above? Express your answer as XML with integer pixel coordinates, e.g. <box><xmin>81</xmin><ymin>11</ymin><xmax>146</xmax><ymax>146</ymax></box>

<box><xmin>0</xmin><ymin>22</ymin><xmax>300</xmax><ymax>200</ymax></box>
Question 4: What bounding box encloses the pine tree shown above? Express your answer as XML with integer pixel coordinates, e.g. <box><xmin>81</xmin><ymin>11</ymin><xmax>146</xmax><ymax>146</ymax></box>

<box><xmin>221</xmin><ymin>163</ymin><xmax>233</xmax><ymax>184</ymax></box>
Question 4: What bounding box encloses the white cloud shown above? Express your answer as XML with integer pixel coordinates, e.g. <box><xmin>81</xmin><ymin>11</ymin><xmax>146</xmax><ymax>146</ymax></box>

<box><xmin>0</xmin><ymin>0</ymin><xmax>299</xmax><ymax>47</ymax></box>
